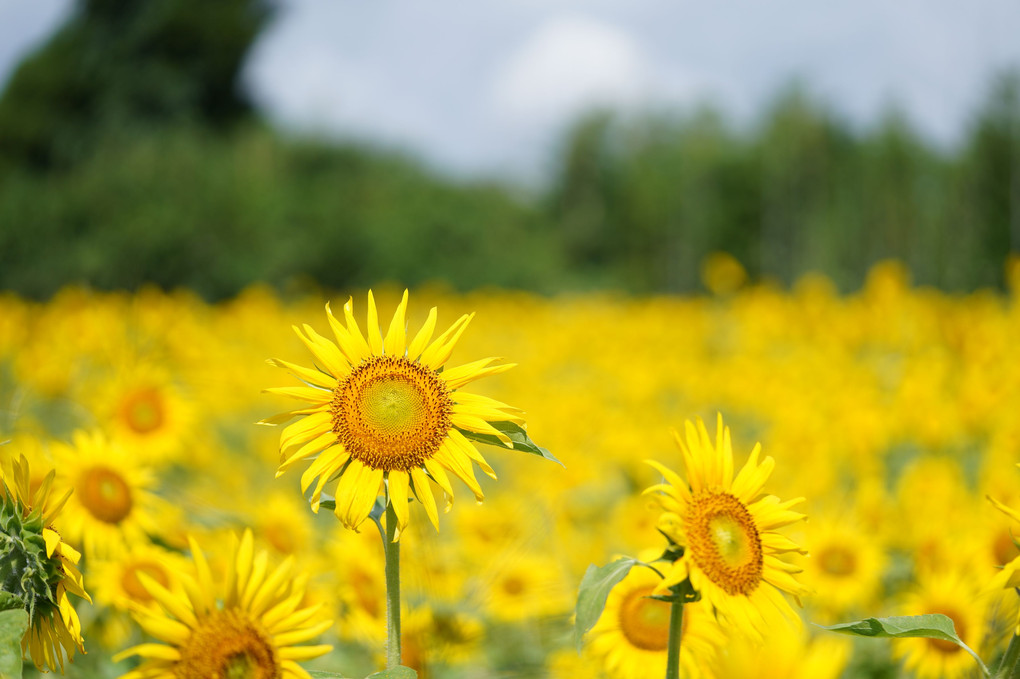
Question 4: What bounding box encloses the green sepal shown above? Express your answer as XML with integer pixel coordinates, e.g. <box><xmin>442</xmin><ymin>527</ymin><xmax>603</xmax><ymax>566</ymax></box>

<box><xmin>574</xmin><ymin>557</ymin><xmax>663</xmax><ymax>651</ymax></box>
<box><xmin>0</xmin><ymin>608</ymin><xmax>28</xmax><ymax>679</ymax></box>
<box><xmin>365</xmin><ymin>667</ymin><xmax>417</xmax><ymax>679</ymax></box>
<box><xmin>458</xmin><ymin>421</ymin><xmax>562</xmax><ymax>466</ymax></box>
<box><xmin>657</xmin><ymin>541</ymin><xmax>684</xmax><ymax>563</ymax></box>
<box><xmin>648</xmin><ymin>578</ymin><xmax>700</xmax><ymax>604</ymax></box>
<box><xmin>820</xmin><ymin>615</ymin><xmax>989</xmax><ymax>677</ymax></box>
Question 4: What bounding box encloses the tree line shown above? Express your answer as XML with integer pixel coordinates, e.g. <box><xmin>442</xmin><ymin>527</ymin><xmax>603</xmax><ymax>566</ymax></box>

<box><xmin>0</xmin><ymin>0</ymin><xmax>1017</xmax><ymax>298</ymax></box>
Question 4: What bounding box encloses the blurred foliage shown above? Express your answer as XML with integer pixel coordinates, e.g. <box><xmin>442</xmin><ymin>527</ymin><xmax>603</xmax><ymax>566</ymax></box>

<box><xmin>0</xmin><ymin>124</ymin><xmax>565</xmax><ymax>299</ymax></box>
<box><xmin>0</xmin><ymin>0</ymin><xmax>1018</xmax><ymax>298</ymax></box>
<box><xmin>0</xmin><ymin>0</ymin><xmax>269</xmax><ymax>170</ymax></box>
<box><xmin>551</xmin><ymin>74</ymin><xmax>1020</xmax><ymax>293</ymax></box>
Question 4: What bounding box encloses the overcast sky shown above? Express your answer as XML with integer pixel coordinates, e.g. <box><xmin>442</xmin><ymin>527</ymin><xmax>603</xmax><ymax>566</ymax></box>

<box><xmin>2</xmin><ymin>0</ymin><xmax>1019</xmax><ymax>180</ymax></box>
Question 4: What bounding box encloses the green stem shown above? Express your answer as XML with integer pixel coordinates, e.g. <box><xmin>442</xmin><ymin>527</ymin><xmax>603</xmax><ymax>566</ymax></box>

<box><xmin>997</xmin><ymin>633</ymin><xmax>1020</xmax><ymax>679</ymax></box>
<box><xmin>383</xmin><ymin>501</ymin><xmax>401</xmax><ymax>670</ymax></box>
<box><xmin>665</xmin><ymin>600</ymin><xmax>684</xmax><ymax>679</ymax></box>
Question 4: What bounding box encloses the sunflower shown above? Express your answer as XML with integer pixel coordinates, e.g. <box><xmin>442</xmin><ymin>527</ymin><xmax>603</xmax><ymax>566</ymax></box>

<box><xmin>644</xmin><ymin>415</ymin><xmax>809</xmax><ymax>636</ymax></box>
<box><xmin>52</xmin><ymin>430</ymin><xmax>169</xmax><ymax>559</ymax></box>
<box><xmin>114</xmin><ymin>529</ymin><xmax>333</xmax><ymax>679</ymax></box>
<box><xmin>90</xmin><ymin>542</ymin><xmax>189</xmax><ymax>613</ymax></box>
<box><xmin>893</xmin><ymin>568</ymin><xmax>989</xmax><ymax>679</ymax></box>
<box><xmin>263</xmin><ymin>290</ymin><xmax>524</xmax><ymax>536</ymax></box>
<box><xmin>706</xmin><ymin>620</ymin><xmax>850</xmax><ymax>679</ymax></box>
<box><xmin>585</xmin><ymin>565</ymin><xmax>723</xmax><ymax>679</ymax></box>
<box><xmin>1</xmin><ymin>453</ymin><xmax>91</xmax><ymax>672</ymax></box>
<box><xmin>799</xmin><ymin>514</ymin><xmax>887</xmax><ymax>622</ymax></box>
<box><xmin>79</xmin><ymin>363</ymin><xmax>196</xmax><ymax>465</ymax></box>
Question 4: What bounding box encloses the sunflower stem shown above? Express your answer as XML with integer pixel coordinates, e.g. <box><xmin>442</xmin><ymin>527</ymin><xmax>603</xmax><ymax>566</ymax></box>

<box><xmin>665</xmin><ymin>600</ymin><xmax>684</xmax><ymax>679</ymax></box>
<box><xmin>383</xmin><ymin>501</ymin><xmax>401</xmax><ymax>670</ymax></box>
<box><xmin>997</xmin><ymin>632</ymin><xmax>1020</xmax><ymax>679</ymax></box>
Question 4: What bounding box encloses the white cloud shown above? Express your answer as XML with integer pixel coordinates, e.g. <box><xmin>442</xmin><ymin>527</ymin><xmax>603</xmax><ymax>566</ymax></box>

<box><xmin>488</xmin><ymin>14</ymin><xmax>655</xmax><ymax>130</ymax></box>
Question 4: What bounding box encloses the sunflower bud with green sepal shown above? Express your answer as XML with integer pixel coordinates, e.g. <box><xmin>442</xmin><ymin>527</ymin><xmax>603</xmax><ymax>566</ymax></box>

<box><xmin>0</xmin><ymin>454</ymin><xmax>90</xmax><ymax>673</ymax></box>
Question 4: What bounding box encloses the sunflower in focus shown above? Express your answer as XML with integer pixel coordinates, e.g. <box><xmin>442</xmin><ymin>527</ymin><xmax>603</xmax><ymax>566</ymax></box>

<box><xmin>264</xmin><ymin>290</ymin><xmax>526</xmax><ymax>536</ymax></box>
<box><xmin>1</xmin><ymin>454</ymin><xmax>91</xmax><ymax>672</ymax></box>
<box><xmin>115</xmin><ymin>529</ymin><xmax>332</xmax><ymax>679</ymax></box>
<box><xmin>645</xmin><ymin>415</ymin><xmax>809</xmax><ymax>636</ymax></box>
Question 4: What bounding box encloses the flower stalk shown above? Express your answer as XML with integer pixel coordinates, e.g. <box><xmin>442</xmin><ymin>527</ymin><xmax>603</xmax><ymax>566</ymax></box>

<box><xmin>996</xmin><ymin>633</ymin><xmax>1020</xmax><ymax>679</ymax></box>
<box><xmin>383</xmin><ymin>501</ymin><xmax>402</xmax><ymax>669</ymax></box>
<box><xmin>665</xmin><ymin>600</ymin><xmax>684</xmax><ymax>679</ymax></box>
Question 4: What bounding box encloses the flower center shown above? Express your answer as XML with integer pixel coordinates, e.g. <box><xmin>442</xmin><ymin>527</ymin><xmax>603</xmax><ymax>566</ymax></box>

<box><xmin>684</xmin><ymin>491</ymin><xmax>763</xmax><ymax>595</ymax></box>
<box><xmin>78</xmin><ymin>466</ymin><xmax>133</xmax><ymax>524</ymax></box>
<box><xmin>120</xmin><ymin>388</ymin><xmax>165</xmax><ymax>434</ymax></box>
<box><xmin>927</xmin><ymin>607</ymin><xmax>965</xmax><ymax>655</ymax></box>
<box><xmin>818</xmin><ymin>545</ymin><xmax>857</xmax><ymax>577</ymax></box>
<box><xmin>121</xmin><ymin>561</ymin><xmax>170</xmax><ymax>603</ymax></box>
<box><xmin>176</xmin><ymin>609</ymin><xmax>280</xmax><ymax>679</ymax></box>
<box><xmin>331</xmin><ymin>356</ymin><xmax>452</xmax><ymax>471</ymax></box>
<box><xmin>618</xmin><ymin>585</ymin><xmax>671</xmax><ymax>652</ymax></box>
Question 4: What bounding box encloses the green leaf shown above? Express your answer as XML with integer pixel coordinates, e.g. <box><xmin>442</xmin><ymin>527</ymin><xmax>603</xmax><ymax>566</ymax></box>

<box><xmin>820</xmin><ymin>614</ymin><xmax>990</xmax><ymax>677</ymax></box>
<box><xmin>459</xmin><ymin>421</ymin><xmax>562</xmax><ymax>466</ymax></box>
<box><xmin>0</xmin><ymin>608</ymin><xmax>28</xmax><ymax>679</ymax></box>
<box><xmin>574</xmin><ymin>558</ymin><xmax>640</xmax><ymax>651</ymax></box>
<box><xmin>307</xmin><ymin>671</ymin><xmax>352</xmax><ymax>679</ymax></box>
<box><xmin>365</xmin><ymin>667</ymin><xmax>417</xmax><ymax>679</ymax></box>
<box><xmin>0</xmin><ymin>594</ymin><xmax>22</xmax><ymax>614</ymax></box>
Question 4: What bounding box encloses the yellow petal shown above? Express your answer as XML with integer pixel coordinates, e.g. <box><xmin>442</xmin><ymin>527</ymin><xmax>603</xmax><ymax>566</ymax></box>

<box><xmin>387</xmin><ymin>471</ymin><xmax>411</xmax><ymax>539</ymax></box>
<box><xmin>384</xmin><ymin>289</ymin><xmax>409</xmax><ymax>356</ymax></box>
<box><xmin>366</xmin><ymin>290</ymin><xmax>383</xmax><ymax>355</ymax></box>
<box><xmin>410</xmin><ymin>466</ymin><xmax>440</xmax><ymax>530</ymax></box>
<box><xmin>407</xmin><ymin>307</ymin><xmax>438</xmax><ymax>360</ymax></box>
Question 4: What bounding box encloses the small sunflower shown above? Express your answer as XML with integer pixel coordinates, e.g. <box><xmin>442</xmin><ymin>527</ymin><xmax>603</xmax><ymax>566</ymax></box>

<box><xmin>800</xmin><ymin>514</ymin><xmax>887</xmax><ymax>621</ymax></box>
<box><xmin>644</xmin><ymin>415</ymin><xmax>809</xmax><ymax>636</ymax></box>
<box><xmin>80</xmin><ymin>363</ymin><xmax>196</xmax><ymax>465</ymax></box>
<box><xmin>586</xmin><ymin>565</ymin><xmax>723</xmax><ymax>679</ymax></box>
<box><xmin>1</xmin><ymin>453</ymin><xmax>91</xmax><ymax>672</ymax></box>
<box><xmin>263</xmin><ymin>290</ymin><xmax>526</xmax><ymax>536</ymax></box>
<box><xmin>52</xmin><ymin>430</ymin><xmax>168</xmax><ymax>559</ymax></box>
<box><xmin>893</xmin><ymin>568</ymin><xmax>989</xmax><ymax>679</ymax></box>
<box><xmin>115</xmin><ymin>529</ymin><xmax>333</xmax><ymax>679</ymax></box>
<box><xmin>90</xmin><ymin>543</ymin><xmax>189</xmax><ymax>613</ymax></box>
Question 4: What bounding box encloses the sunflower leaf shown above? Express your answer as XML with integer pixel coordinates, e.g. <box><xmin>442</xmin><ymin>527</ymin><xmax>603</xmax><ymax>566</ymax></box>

<box><xmin>0</xmin><ymin>608</ymin><xmax>28</xmax><ymax>679</ymax></box>
<box><xmin>819</xmin><ymin>615</ymin><xmax>990</xmax><ymax>677</ymax></box>
<box><xmin>575</xmin><ymin>558</ymin><xmax>644</xmax><ymax>651</ymax></box>
<box><xmin>459</xmin><ymin>422</ymin><xmax>562</xmax><ymax>466</ymax></box>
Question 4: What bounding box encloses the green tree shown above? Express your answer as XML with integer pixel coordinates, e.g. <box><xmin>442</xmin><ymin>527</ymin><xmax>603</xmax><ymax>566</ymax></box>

<box><xmin>0</xmin><ymin>0</ymin><xmax>270</xmax><ymax>171</ymax></box>
<box><xmin>957</xmin><ymin>69</ymin><xmax>1020</xmax><ymax>287</ymax></box>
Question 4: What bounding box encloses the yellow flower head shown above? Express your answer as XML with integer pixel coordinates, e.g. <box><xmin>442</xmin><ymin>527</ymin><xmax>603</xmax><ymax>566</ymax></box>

<box><xmin>264</xmin><ymin>290</ymin><xmax>525</xmax><ymax>537</ymax></box>
<box><xmin>644</xmin><ymin>414</ymin><xmax>809</xmax><ymax>636</ymax></box>
<box><xmin>586</xmin><ymin>566</ymin><xmax>724</xmax><ymax>679</ymax></box>
<box><xmin>115</xmin><ymin>529</ymin><xmax>332</xmax><ymax>679</ymax></box>
<box><xmin>53</xmin><ymin>430</ymin><xmax>171</xmax><ymax>559</ymax></box>
<box><xmin>1</xmin><ymin>453</ymin><xmax>91</xmax><ymax>673</ymax></box>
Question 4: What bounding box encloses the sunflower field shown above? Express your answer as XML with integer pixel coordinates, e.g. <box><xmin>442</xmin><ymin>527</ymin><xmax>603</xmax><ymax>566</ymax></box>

<box><xmin>3</xmin><ymin>258</ymin><xmax>1020</xmax><ymax>679</ymax></box>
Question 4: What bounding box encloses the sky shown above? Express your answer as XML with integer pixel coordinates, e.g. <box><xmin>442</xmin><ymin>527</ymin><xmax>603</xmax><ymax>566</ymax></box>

<box><xmin>2</xmin><ymin>0</ymin><xmax>1020</xmax><ymax>180</ymax></box>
